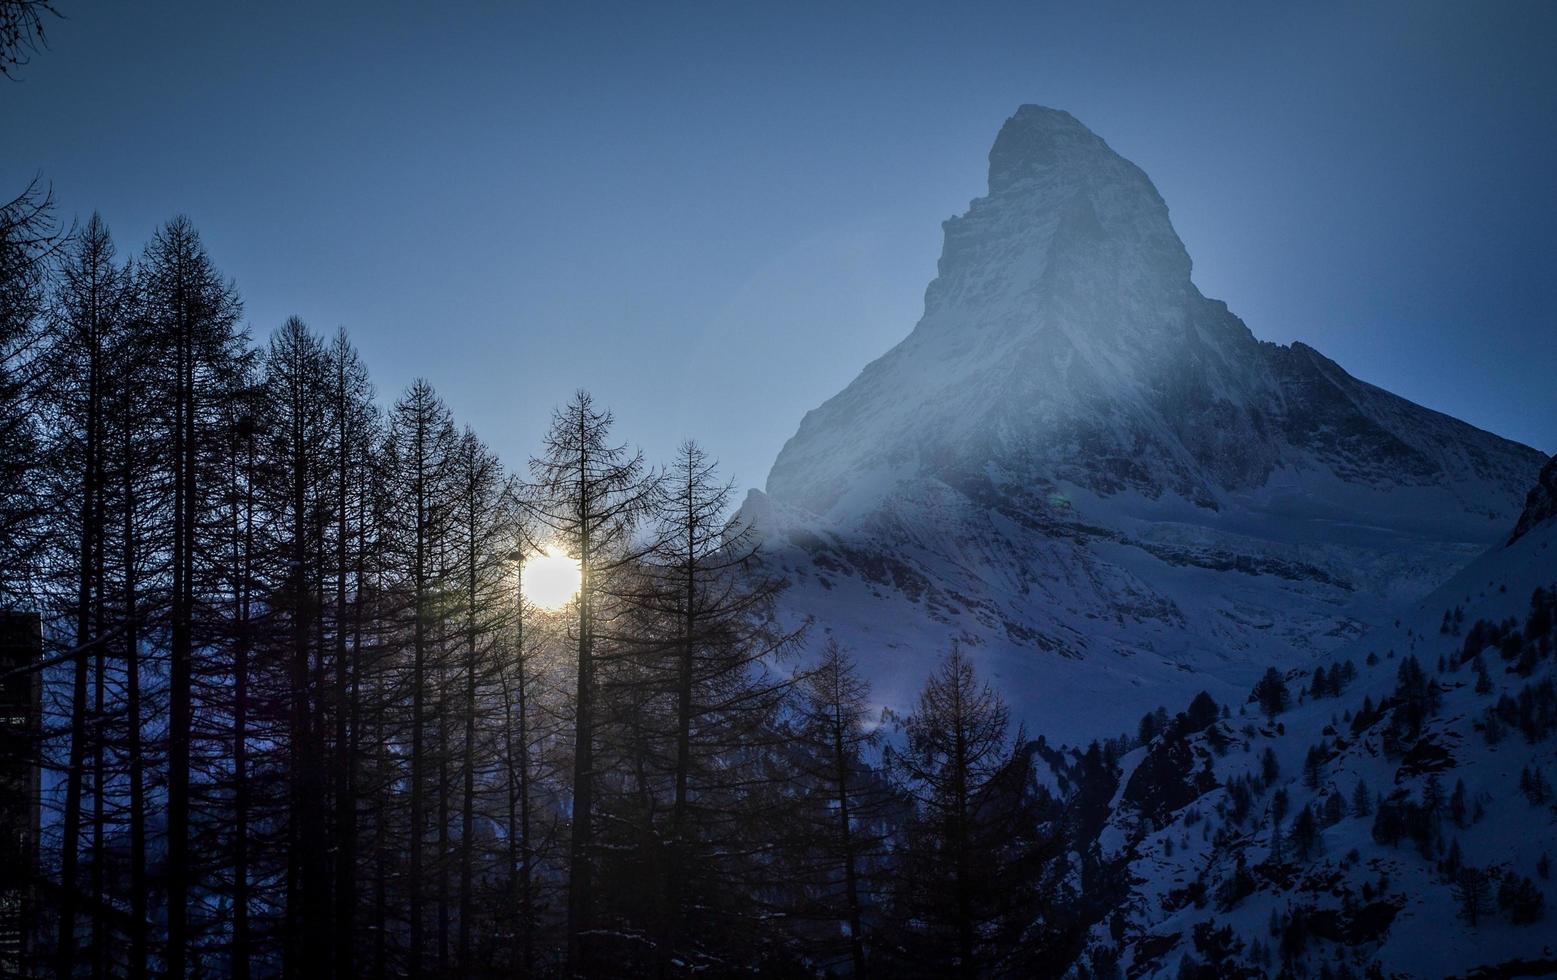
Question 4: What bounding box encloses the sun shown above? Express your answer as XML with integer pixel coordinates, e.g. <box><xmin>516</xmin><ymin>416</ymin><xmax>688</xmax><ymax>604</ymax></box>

<box><xmin>523</xmin><ymin>547</ymin><xmax>582</xmax><ymax>611</ymax></box>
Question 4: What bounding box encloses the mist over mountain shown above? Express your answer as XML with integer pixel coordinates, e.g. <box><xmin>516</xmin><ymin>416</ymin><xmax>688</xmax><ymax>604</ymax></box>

<box><xmin>741</xmin><ymin>106</ymin><xmax>1548</xmax><ymax>743</ymax></box>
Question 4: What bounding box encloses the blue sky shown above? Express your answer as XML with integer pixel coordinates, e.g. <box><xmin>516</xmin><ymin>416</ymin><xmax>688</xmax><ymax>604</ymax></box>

<box><xmin>6</xmin><ymin>1</ymin><xmax>1554</xmax><ymax>491</ymax></box>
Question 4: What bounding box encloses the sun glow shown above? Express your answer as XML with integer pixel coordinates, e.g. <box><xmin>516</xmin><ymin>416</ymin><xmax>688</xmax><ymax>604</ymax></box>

<box><xmin>523</xmin><ymin>547</ymin><xmax>582</xmax><ymax>611</ymax></box>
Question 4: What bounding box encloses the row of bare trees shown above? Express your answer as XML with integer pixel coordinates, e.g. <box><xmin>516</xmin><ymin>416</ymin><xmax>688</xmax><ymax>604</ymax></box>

<box><xmin>1</xmin><ymin>192</ymin><xmax>1066</xmax><ymax>978</ymax></box>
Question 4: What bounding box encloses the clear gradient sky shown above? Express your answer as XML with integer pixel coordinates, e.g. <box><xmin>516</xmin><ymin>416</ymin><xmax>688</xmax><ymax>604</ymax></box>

<box><xmin>6</xmin><ymin>1</ymin><xmax>1555</xmax><ymax>492</ymax></box>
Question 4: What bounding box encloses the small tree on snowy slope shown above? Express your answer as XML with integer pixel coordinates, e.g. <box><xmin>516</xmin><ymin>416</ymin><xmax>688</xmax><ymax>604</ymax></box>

<box><xmin>1252</xmin><ymin>667</ymin><xmax>1288</xmax><ymax>722</ymax></box>
<box><xmin>1455</xmin><ymin>867</ymin><xmax>1492</xmax><ymax>926</ymax></box>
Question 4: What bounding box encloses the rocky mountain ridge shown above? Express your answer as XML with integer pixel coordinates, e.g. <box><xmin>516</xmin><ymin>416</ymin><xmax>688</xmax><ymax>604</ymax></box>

<box><xmin>739</xmin><ymin>106</ymin><xmax>1548</xmax><ymax>743</ymax></box>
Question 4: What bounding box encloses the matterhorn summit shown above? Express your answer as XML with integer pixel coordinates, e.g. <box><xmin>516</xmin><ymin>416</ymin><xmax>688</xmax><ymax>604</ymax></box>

<box><xmin>742</xmin><ymin>106</ymin><xmax>1546</xmax><ymax>742</ymax></box>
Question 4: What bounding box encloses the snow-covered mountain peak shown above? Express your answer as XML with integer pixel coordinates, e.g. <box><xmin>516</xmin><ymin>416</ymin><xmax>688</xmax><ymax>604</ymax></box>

<box><xmin>925</xmin><ymin>104</ymin><xmax>1195</xmax><ymax>357</ymax></box>
<box><xmin>750</xmin><ymin>106</ymin><xmax>1548</xmax><ymax>743</ymax></box>
<box><xmin>975</xmin><ymin>103</ymin><xmax>1191</xmax><ymax>283</ymax></box>
<box><xmin>765</xmin><ymin>105</ymin><xmax>1239</xmax><ymax>519</ymax></box>
<box><xmin>986</xmin><ymin>105</ymin><xmax>1104</xmax><ymax>187</ymax></box>
<box><xmin>766</xmin><ymin>107</ymin><xmax>1536</xmax><ymax>525</ymax></box>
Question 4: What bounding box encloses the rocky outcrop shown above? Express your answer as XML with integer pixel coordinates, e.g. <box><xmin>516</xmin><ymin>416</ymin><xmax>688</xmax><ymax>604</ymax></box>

<box><xmin>1509</xmin><ymin>454</ymin><xmax>1557</xmax><ymax>543</ymax></box>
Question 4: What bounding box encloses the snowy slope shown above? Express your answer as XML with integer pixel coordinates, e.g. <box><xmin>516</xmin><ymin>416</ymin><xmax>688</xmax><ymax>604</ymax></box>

<box><xmin>740</xmin><ymin>106</ymin><xmax>1547</xmax><ymax>744</ymax></box>
<box><xmin>1058</xmin><ymin>457</ymin><xmax>1557</xmax><ymax>977</ymax></box>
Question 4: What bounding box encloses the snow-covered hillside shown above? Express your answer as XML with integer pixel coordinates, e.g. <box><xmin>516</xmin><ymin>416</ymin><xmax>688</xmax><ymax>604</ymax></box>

<box><xmin>1055</xmin><ymin>453</ymin><xmax>1557</xmax><ymax>977</ymax></box>
<box><xmin>740</xmin><ymin>106</ymin><xmax>1547</xmax><ymax>743</ymax></box>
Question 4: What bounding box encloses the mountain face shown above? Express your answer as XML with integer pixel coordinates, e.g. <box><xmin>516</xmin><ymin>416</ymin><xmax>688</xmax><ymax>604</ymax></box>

<box><xmin>1051</xmin><ymin>460</ymin><xmax>1557</xmax><ymax>976</ymax></box>
<box><xmin>741</xmin><ymin>106</ymin><xmax>1547</xmax><ymax>744</ymax></box>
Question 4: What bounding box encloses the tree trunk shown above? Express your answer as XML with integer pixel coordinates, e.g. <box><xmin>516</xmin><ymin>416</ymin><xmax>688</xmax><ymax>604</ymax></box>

<box><xmin>501</xmin><ymin>576</ymin><xmax>533</xmax><ymax>976</ymax></box>
<box><xmin>458</xmin><ymin>492</ymin><xmax>477</xmax><ymax>976</ymax></box>
<box><xmin>565</xmin><ymin>434</ymin><xmax>594</xmax><ymax>976</ymax></box>
<box><xmin>167</xmin><ymin>292</ymin><xmax>193</xmax><ymax>980</ymax></box>
<box><xmin>953</xmin><ymin>695</ymin><xmax>973</xmax><ymax>980</ymax></box>
<box><xmin>833</xmin><ymin>706</ymin><xmax>865</xmax><ymax>979</ymax></box>
<box><xmin>55</xmin><ymin>610</ymin><xmax>88</xmax><ymax>978</ymax></box>
<box><xmin>57</xmin><ymin>314</ymin><xmax>102</xmax><ymax>978</ymax></box>
<box><xmin>284</xmin><ymin>378</ymin><xmax>312</xmax><ymax>979</ymax></box>
<box><xmin>123</xmin><ymin>392</ymin><xmax>147</xmax><ymax>980</ymax></box>
<box><xmin>335</xmin><ymin>460</ymin><xmax>364</xmax><ymax>978</ymax></box>
<box><xmin>517</xmin><ymin>604</ymin><xmax>533</xmax><ymax>978</ymax></box>
<box><xmin>662</xmin><ymin>501</ymin><xmax>696</xmax><ymax>975</ymax></box>
<box><xmin>409</xmin><ymin>424</ymin><xmax>427</xmax><ymax>979</ymax></box>
<box><xmin>89</xmin><ymin>432</ymin><xmax>105</xmax><ymax>978</ymax></box>
<box><xmin>231</xmin><ymin>431</ymin><xmax>255</xmax><ymax>980</ymax></box>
